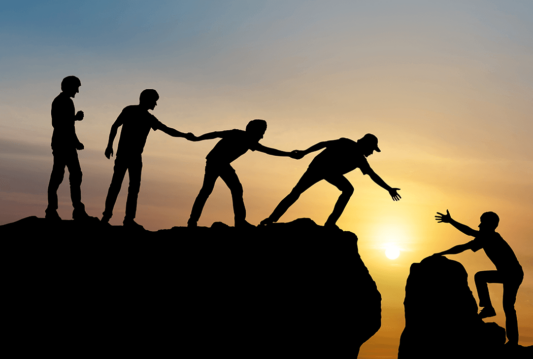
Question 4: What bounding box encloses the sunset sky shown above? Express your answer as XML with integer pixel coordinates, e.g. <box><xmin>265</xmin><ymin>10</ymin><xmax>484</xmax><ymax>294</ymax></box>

<box><xmin>1</xmin><ymin>1</ymin><xmax>532</xmax><ymax>357</ymax></box>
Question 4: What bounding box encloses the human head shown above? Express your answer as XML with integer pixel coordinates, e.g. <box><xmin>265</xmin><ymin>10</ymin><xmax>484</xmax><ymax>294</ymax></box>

<box><xmin>140</xmin><ymin>89</ymin><xmax>159</xmax><ymax>110</ymax></box>
<box><xmin>358</xmin><ymin>133</ymin><xmax>381</xmax><ymax>157</ymax></box>
<box><xmin>61</xmin><ymin>76</ymin><xmax>81</xmax><ymax>98</ymax></box>
<box><xmin>246</xmin><ymin>119</ymin><xmax>267</xmax><ymax>140</ymax></box>
<box><xmin>479</xmin><ymin>212</ymin><xmax>499</xmax><ymax>232</ymax></box>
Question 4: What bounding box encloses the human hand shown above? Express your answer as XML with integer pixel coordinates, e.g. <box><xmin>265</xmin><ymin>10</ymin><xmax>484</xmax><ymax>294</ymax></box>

<box><xmin>76</xmin><ymin>142</ymin><xmax>84</xmax><ymax>150</ymax></box>
<box><xmin>435</xmin><ymin>209</ymin><xmax>452</xmax><ymax>223</ymax></box>
<box><xmin>75</xmin><ymin>111</ymin><xmax>84</xmax><ymax>121</ymax></box>
<box><xmin>185</xmin><ymin>133</ymin><xmax>197</xmax><ymax>141</ymax></box>
<box><xmin>290</xmin><ymin>150</ymin><xmax>305</xmax><ymax>159</ymax></box>
<box><xmin>105</xmin><ymin>146</ymin><xmax>113</xmax><ymax>159</ymax></box>
<box><xmin>389</xmin><ymin>188</ymin><xmax>401</xmax><ymax>201</ymax></box>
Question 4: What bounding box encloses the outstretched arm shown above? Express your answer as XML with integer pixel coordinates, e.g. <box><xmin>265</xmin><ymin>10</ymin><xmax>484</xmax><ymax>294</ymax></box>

<box><xmin>300</xmin><ymin>140</ymin><xmax>334</xmax><ymax>156</ymax></box>
<box><xmin>189</xmin><ymin>132</ymin><xmax>223</xmax><ymax>141</ymax></box>
<box><xmin>158</xmin><ymin>124</ymin><xmax>195</xmax><ymax>140</ymax></box>
<box><xmin>367</xmin><ymin>168</ymin><xmax>401</xmax><ymax>201</ymax></box>
<box><xmin>434</xmin><ymin>243</ymin><xmax>471</xmax><ymax>256</ymax></box>
<box><xmin>255</xmin><ymin>143</ymin><xmax>294</xmax><ymax>157</ymax></box>
<box><xmin>435</xmin><ymin>210</ymin><xmax>478</xmax><ymax>237</ymax></box>
<box><xmin>105</xmin><ymin>118</ymin><xmax>122</xmax><ymax>159</ymax></box>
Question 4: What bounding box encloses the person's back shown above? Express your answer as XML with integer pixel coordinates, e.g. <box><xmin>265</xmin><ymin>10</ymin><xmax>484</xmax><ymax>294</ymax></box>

<box><xmin>309</xmin><ymin>137</ymin><xmax>369</xmax><ymax>176</ymax></box>
<box><xmin>471</xmin><ymin>231</ymin><xmax>522</xmax><ymax>274</ymax></box>
<box><xmin>51</xmin><ymin>92</ymin><xmax>77</xmax><ymax>151</ymax></box>
<box><xmin>205</xmin><ymin>129</ymin><xmax>260</xmax><ymax>164</ymax></box>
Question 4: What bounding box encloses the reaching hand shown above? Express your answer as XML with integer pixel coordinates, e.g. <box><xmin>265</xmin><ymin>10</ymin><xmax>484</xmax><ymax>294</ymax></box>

<box><xmin>185</xmin><ymin>133</ymin><xmax>197</xmax><ymax>141</ymax></box>
<box><xmin>75</xmin><ymin>111</ymin><xmax>84</xmax><ymax>121</ymax></box>
<box><xmin>105</xmin><ymin>146</ymin><xmax>113</xmax><ymax>159</ymax></box>
<box><xmin>389</xmin><ymin>188</ymin><xmax>401</xmax><ymax>201</ymax></box>
<box><xmin>76</xmin><ymin>142</ymin><xmax>84</xmax><ymax>150</ymax></box>
<box><xmin>290</xmin><ymin>150</ymin><xmax>305</xmax><ymax>159</ymax></box>
<box><xmin>435</xmin><ymin>209</ymin><xmax>452</xmax><ymax>223</ymax></box>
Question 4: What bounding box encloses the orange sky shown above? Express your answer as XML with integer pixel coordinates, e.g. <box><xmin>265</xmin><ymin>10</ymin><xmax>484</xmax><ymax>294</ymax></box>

<box><xmin>1</xmin><ymin>2</ymin><xmax>532</xmax><ymax>357</ymax></box>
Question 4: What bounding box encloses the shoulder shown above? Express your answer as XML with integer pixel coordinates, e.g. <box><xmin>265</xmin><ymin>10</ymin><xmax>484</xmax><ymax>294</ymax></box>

<box><xmin>52</xmin><ymin>93</ymin><xmax>71</xmax><ymax>106</ymax></box>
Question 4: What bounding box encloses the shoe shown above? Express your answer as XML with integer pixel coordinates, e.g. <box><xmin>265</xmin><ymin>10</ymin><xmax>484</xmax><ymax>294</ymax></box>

<box><xmin>123</xmin><ymin>219</ymin><xmax>145</xmax><ymax>230</ymax></box>
<box><xmin>101</xmin><ymin>216</ymin><xmax>111</xmax><ymax>226</ymax></box>
<box><xmin>324</xmin><ymin>223</ymin><xmax>342</xmax><ymax>231</ymax></box>
<box><xmin>187</xmin><ymin>219</ymin><xmax>198</xmax><ymax>228</ymax></box>
<box><xmin>259</xmin><ymin>218</ymin><xmax>273</xmax><ymax>227</ymax></box>
<box><xmin>73</xmin><ymin>208</ymin><xmax>98</xmax><ymax>222</ymax></box>
<box><xmin>45</xmin><ymin>210</ymin><xmax>62</xmax><ymax>221</ymax></box>
<box><xmin>235</xmin><ymin>220</ymin><xmax>256</xmax><ymax>229</ymax></box>
<box><xmin>479</xmin><ymin>306</ymin><xmax>496</xmax><ymax>319</ymax></box>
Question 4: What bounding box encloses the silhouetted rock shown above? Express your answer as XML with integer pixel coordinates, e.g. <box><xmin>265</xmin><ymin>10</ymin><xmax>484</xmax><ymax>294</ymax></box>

<box><xmin>399</xmin><ymin>255</ymin><xmax>532</xmax><ymax>359</ymax></box>
<box><xmin>1</xmin><ymin>217</ymin><xmax>381</xmax><ymax>357</ymax></box>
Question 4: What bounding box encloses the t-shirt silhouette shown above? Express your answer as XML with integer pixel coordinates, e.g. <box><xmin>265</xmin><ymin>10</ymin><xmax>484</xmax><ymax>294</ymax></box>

<box><xmin>205</xmin><ymin>130</ymin><xmax>259</xmax><ymax>164</ymax></box>
<box><xmin>116</xmin><ymin>105</ymin><xmax>164</xmax><ymax>158</ymax></box>
<box><xmin>468</xmin><ymin>232</ymin><xmax>522</xmax><ymax>273</ymax></box>
<box><xmin>309</xmin><ymin>138</ymin><xmax>371</xmax><ymax>176</ymax></box>
<box><xmin>51</xmin><ymin>92</ymin><xmax>78</xmax><ymax>151</ymax></box>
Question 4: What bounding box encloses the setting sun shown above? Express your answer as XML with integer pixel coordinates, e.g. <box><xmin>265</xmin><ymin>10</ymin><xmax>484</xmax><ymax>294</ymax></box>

<box><xmin>385</xmin><ymin>244</ymin><xmax>400</xmax><ymax>260</ymax></box>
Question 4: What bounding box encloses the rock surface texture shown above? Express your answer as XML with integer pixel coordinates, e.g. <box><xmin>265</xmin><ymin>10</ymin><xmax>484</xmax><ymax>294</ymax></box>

<box><xmin>2</xmin><ymin>217</ymin><xmax>381</xmax><ymax>357</ymax></box>
<box><xmin>399</xmin><ymin>255</ymin><xmax>532</xmax><ymax>359</ymax></box>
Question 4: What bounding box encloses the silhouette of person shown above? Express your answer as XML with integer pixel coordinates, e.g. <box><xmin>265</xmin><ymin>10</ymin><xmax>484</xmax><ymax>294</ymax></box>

<box><xmin>46</xmin><ymin>76</ymin><xmax>93</xmax><ymax>221</ymax></box>
<box><xmin>434</xmin><ymin>210</ymin><xmax>524</xmax><ymax>346</ymax></box>
<box><xmin>187</xmin><ymin>119</ymin><xmax>300</xmax><ymax>228</ymax></box>
<box><xmin>260</xmin><ymin>134</ymin><xmax>401</xmax><ymax>229</ymax></box>
<box><xmin>101</xmin><ymin>89</ymin><xmax>194</xmax><ymax>229</ymax></box>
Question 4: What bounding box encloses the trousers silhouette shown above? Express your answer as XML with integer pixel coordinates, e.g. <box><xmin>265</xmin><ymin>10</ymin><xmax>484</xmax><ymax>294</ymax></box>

<box><xmin>475</xmin><ymin>269</ymin><xmax>523</xmax><ymax>343</ymax></box>
<box><xmin>47</xmin><ymin>150</ymin><xmax>83</xmax><ymax>211</ymax></box>
<box><xmin>189</xmin><ymin>163</ymin><xmax>245</xmax><ymax>224</ymax></box>
<box><xmin>103</xmin><ymin>156</ymin><xmax>142</xmax><ymax>220</ymax></box>
<box><xmin>268</xmin><ymin>170</ymin><xmax>354</xmax><ymax>226</ymax></box>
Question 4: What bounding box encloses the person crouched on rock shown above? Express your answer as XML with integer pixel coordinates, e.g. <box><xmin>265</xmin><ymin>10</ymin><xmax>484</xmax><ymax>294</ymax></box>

<box><xmin>260</xmin><ymin>134</ymin><xmax>401</xmax><ymax>230</ymax></box>
<box><xmin>187</xmin><ymin>119</ymin><xmax>300</xmax><ymax>228</ymax></box>
<box><xmin>101</xmin><ymin>89</ymin><xmax>195</xmax><ymax>229</ymax></box>
<box><xmin>46</xmin><ymin>76</ymin><xmax>95</xmax><ymax>221</ymax></box>
<box><xmin>434</xmin><ymin>210</ymin><xmax>524</xmax><ymax>347</ymax></box>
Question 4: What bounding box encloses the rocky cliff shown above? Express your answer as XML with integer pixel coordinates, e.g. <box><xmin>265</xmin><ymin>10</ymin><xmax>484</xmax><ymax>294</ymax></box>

<box><xmin>399</xmin><ymin>255</ymin><xmax>532</xmax><ymax>359</ymax></box>
<box><xmin>1</xmin><ymin>217</ymin><xmax>381</xmax><ymax>357</ymax></box>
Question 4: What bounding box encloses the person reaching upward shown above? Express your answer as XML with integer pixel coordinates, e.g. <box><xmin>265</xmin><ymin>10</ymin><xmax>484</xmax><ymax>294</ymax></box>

<box><xmin>188</xmin><ymin>119</ymin><xmax>300</xmax><ymax>228</ymax></box>
<box><xmin>260</xmin><ymin>134</ymin><xmax>401</xmax><ymax>229</ymax></box>
<box><xmin>434</xmin><ymin>210</ymin><xmax>523</xmax><ymax>347</ymax></box>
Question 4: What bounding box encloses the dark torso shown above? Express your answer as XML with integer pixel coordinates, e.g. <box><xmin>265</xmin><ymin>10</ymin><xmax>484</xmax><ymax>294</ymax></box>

<box><xmin>51</xmin><ymin>93</ymin><xmax>76</xmax><ymax>151</ymax></box>
<box><xmin>309</xmin><ymin>138</ymin><xmax>370</xmax><ymax>176</ymax></box>
<box><xmin>206</xmin><ymin>130</ymin><xmax>258</xmax><ymax>164</ymax></box>
<box><xmin>471</xmin><ymin>232</ymin><xmax>522</xmax><ymax>274</ymax></box>
<box><xmin>116</xmin><ymin>105</ymin><xmax>162</xmax><ymax>158</ymax></box>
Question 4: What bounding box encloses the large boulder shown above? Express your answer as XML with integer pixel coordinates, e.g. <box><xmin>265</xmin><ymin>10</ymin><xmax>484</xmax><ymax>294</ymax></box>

<box><xmin>2</xmin><ymin>217</ymin><xmax>381</xmax><ymax>357</ymax></box>
<box><xmin>399</xmin><ymin>255</ymin><xmax>532</xmax><ymax>359</ymax></box>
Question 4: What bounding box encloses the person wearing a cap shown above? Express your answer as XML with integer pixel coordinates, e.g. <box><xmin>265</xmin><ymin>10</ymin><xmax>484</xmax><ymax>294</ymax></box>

<box><xmin>260</xmin><ymin>134</ymin><xmax>401</xmax><ymax>229</ymax></box>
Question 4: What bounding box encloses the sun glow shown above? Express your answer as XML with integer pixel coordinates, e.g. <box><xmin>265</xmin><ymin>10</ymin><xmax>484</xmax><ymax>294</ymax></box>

<box><xmin>384</xmin><ymin>243</ymin><xmax>400</xmax><ymax>260</ymax></box>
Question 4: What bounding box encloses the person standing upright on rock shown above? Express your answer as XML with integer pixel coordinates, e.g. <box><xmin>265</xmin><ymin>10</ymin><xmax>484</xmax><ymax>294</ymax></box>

<box><xmin>187</xmin><ymin>119</ymin><xmax>300</xmax><ymax>228</ymax></box>
<box><xmin>46</xmin><ymin>76</ymin><xmax>94</xmax><ymax>221</ymax></box>
<box><xmin>434</xmin><ymin>210</ymin><xmax>524</xmax><ymax>347</ymax></box>
<box><xmin>101</xmin><ymin>89</ymin><xmax>195</xmax><ymax>229</ymax></box>
<box><xmin>260</xmin><ymin>134</ymin><xmax>401</xmax><ymax>229</ymax></box>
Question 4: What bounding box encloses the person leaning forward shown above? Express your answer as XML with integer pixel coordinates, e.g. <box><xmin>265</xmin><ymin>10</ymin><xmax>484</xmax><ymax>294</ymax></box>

<box><xmin>101</xmin><ymin>89</ymin><xmax>194</xmax><ymax>229</ymax></box>
<box><xmin>260</xmin><ymin>134</ymin><xmax>401</xmax><ymax>230</ymax></box>
<box><xmin>46</xmin><ymin>76</ymin><xmax>94</xmax><ymax>221</ymax></box>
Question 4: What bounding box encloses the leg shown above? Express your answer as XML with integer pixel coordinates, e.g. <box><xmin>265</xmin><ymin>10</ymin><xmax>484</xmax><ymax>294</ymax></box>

<box><xmin>219</xmin><ymin>165</ymin><xmax>246</xmax><ymax>224</ymax></box>
<box><xmin>124</xmin><ymin>158</ymin><xmax>143</xmax><ymax>221</ymax></box>
<box><xmin>46</xmin><ymin>151</ymin><xmax>66</xmax><ymax>216</ymax></box>
<box><xmin>324</xmin><ymin>175</ymin><xmax>354</xmax><ymax>227</ymax></box>
<box><xmin>266</xmin><ymin>169</ymin><xmax>323</xmax><ymax>223</ymax></box>
<box><xmin>102</xmin><ymin>158</ymin><xmax>128</xmax><ymax>220</ymax></box>
<box><xmin>64</xmin><ymin>151</ymin><xmax>84</xmax><ymax>212</ymax></box>
<box><xmin>475</xmin><ymin>270</ymin><xmax>501</xmax><ymax>318</ymax></box>
<box><xmin>188</xmin><ymin>164</ymin><xmax>220</xmax><ymax>225</ymax></box>
<box><xmin>502</xmin><ymin>271</ymin><xmax>524</xmax><ymax>345</ymax></box>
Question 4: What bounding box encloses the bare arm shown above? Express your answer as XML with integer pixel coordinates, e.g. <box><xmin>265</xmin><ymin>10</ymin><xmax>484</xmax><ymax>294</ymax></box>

<box><xmin>189</xmin><ymin>131</ymin><xmax>223</xmax><ymax>141</ymax></box>
<box><xmin>435</xmin><ymin>210</ymin><xmax>478</xmax><ymax>237</ymax></box>
<box><xmin>367</xmin><ymin>168</ymin><xmax>401</xmax><ymax>201</ymax></box>
<box><xmin>434</xmin><ymin>243</ymin><xmax>472</xmax><ymax>256</ymax></box>
<box><xmin>158</xmin><ymin>124</ymin><xmax>195</xmax><ymax>140</ymax></box>
<box><xmin>105</xmin><ymin>118</ymin><xmax>122</xmax><ymax>159</ymax></box>
<box><xmin>255</xmin><ymin>143</ymin><xmax>293</xmax><ymax>157</ymax></box>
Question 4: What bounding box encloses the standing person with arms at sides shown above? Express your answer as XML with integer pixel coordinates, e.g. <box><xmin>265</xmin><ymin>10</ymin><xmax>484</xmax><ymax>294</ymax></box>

<box><xmin>102</xmin><ymin>89</ymin><xmax>195</xmax><ymax>229</ymax></box>
<box><xmin>260</xmin><ymin>134</ymin><xmax>401</xmax><ymax>230</ymax></box>
<box><xmin>434</xmin><ymin>210</ymin><xmax>524</xmax><ymax>347</ymax></box>
<box><xmin>46</xmin><ymin>76</ymin><xmax>94</xmax><ymax>221</ymax></box>
<box><xmin>187</xmin><ymin>119</ymin><xmax>300</xmax><ymax>228</ymax></box>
